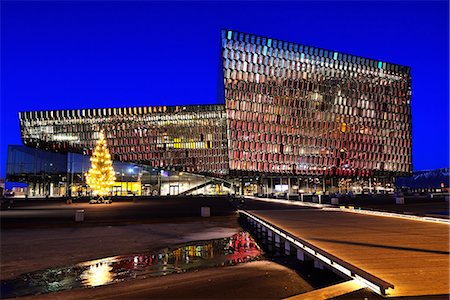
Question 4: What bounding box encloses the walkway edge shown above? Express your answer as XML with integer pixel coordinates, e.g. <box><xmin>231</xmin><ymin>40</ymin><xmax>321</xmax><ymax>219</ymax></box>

<box><xmin>284</xmin><ymin>279</ymin><xmax>365</xmax><ymax>300</ymax></box>
<box><xmin>245</xmin><ymin>196</ymin><xmax>450</xmax><ymax>225</ymax></box>
<box><xmin>240</xmin><ymin>210</ymin><xmax>395</xmax><ymax>296</ymax></box>
<box><xmin>323</xmin><ymin>207</ymin><xmax>450</xmax><ymax>225</ymax></box>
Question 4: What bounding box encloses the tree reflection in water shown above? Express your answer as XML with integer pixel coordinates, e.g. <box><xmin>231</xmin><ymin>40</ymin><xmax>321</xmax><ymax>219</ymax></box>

<box><xmin>1</xmin><ymin>232</ymin><xmax>262</xmax><ymax>298</ymax></box>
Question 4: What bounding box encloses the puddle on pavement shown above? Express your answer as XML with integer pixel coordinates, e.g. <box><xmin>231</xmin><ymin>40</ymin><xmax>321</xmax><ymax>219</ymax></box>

<box><xmin>1</xmin><ymin>232</ymin><xmax>261</xmax><ymax>298</ymax></box>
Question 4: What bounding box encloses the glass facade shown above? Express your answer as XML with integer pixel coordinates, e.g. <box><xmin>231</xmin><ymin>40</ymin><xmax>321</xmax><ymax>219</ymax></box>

<box><xmin>222</xmin><ymin>30</ymin><xmax>412</xmax><ymax>178</ymax></box>
<box><xmin>20</xmin><ymin>105</ymin><xmax>229</xmax><ymax>176</ymax></box>
<box><xmin>7</xmin><ymin>145</ymin><xmax>68</xmax><ymax>182</ymax></box>
<box><xmin>18</xmin><ymin>30</ymin><xmax>412</xmax><ymax>184</ymax></box>
<box><xmin>7</xmin><ymin>145</ymin><xmax>69</xmax><ymax>197</ymax></box>
<box><xmin>7</xmin><ymin>145</ymin><xmax>230</xmax><ymax>197</ymax></box>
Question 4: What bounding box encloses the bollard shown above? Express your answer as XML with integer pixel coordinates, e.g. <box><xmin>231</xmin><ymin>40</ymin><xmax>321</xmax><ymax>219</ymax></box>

<box><xmin>201</xmin><ymin>207</ymin><xmax>210</xmax><ymax>217</ymax></box>
<box><xmin>300</xmin><ymin>194</ymin><xmax>304</xmax><ymax>202</ymax></box>
<box><xmin>75</xmin><ymin>210</ymin><xmax>84</xmax><ymax>222</ymax></box>
<box><xmin>66</xmin><ymin>199</ymin><xmax>73</xmax><ymax>205</ymax></box>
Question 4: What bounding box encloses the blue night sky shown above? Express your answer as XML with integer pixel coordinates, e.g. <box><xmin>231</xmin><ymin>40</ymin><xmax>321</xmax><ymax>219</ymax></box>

<box><xmin>1</xmin><ymin>1</ymin><xmax>449</xmax><ymax>178</ymax></box>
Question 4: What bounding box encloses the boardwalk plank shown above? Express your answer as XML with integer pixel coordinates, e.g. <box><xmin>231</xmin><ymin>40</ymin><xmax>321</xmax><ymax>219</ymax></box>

<box><xmin>250</xmin><ymin>209</ymin><xmax>449</xmax><ymax>297</ymax></box>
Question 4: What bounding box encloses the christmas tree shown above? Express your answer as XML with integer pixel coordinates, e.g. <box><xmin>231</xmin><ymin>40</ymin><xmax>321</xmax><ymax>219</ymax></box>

<box><xmin>85</xmin><ymin>131</ymin><xmax>116</xmax><ymax>198</ymax></box>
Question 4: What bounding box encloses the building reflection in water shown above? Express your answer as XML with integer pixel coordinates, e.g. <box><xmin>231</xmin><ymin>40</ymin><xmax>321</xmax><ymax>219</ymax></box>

<box><xmin>107</xmin><ymin>232</ymin><xmax>260</xmax><ymax>279</ymax></box>
<box><xmin>1</xmin><ymin>232</ymin><xmax>261</xmax><ymax>298</ymax></box>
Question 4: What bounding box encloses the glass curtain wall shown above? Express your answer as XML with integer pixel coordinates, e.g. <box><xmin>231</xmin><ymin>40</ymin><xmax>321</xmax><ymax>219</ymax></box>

<box><xmin>221</xmin><ymin>29</ymin><xmax>412</xmax><ymax>178</ymax></box>
<box><xmin>19</xmin><ymin>105</ymin><xmax>230</xmax><ymax>177</ymax></box>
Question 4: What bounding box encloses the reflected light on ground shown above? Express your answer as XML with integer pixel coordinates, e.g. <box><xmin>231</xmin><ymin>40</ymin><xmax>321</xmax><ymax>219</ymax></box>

<box><xmin>1</xmin><ymin>232</ymin><xmax>262</xmax><ymax>298</ymax></box>
<box><xmin>81</xmin><ymin>263</ymin><xmax>113</xmax><ymax>287</ymax></box>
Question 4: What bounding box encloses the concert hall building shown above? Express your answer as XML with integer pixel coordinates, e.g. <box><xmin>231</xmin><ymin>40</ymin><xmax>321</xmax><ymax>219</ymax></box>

<box><xmin>9</xmin><ymin>30</ymin><xmax>412</xmax><ymax>197</ymax></box>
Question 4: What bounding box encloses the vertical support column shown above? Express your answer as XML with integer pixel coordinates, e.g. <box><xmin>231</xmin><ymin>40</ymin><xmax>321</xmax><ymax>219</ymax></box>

<box><xmin>270</xmin><ymin>177</ymin><xmax>273</xmax><ymax>196</ymax></box>
<box><xmin>338</xmin><ymin>178</ymin><xmax>341</xmax><ymax>194</ymax></box>
<box><xmin>267</xmin><ymin>229</ymin><xmax>273</xmax><ymax>242</ymax></box>
<box><xmin>158</xmin><ymin>172</ymin><xmax>161</xmax><ymax>196</ymax></box>
<box><xmin>256</xmin><ymin>222</ymin><xmax>262</xmax><ymax>239</ymax></box>
<box><xmin>274</xmin><ymin>233</ymin><xmax>281</xmax><ymax>249</ymax></box>
<box><xmin>279</xmin><ymin>177</ymin><xmax>283</xmax><ymax>196</ymax></box>
<box><xmin>264</xmin><ymin>178</ymin><xmax>268</xmax><ymax>197</ymax></box>
<box><xmin>314</xmin><ymin>260</ymin><xmax>325</xmax><ymax>270</ymax></box>
<box><xmin>252</xmin><ymin>219</ymin><xmax>257</xmax><ymax>229</ymax></box>
<box><xmin>296</xmin><ymin>248</ymin><xmax>305</xmax><ymax>261</ymax></box>
<box><xmin>267</xmin><ymin>229</ymin><xmax>273</xmax><ymax>252</ymax></box>
<box><xmin>49</xmin><ymin>182</ymin><xmax>54</xmax><ymax>197</ymax></box>
<box><xmin>323</xmin><ymin>176</ymin><xmax>326</xmax><ymax>194</ymax></box>
<box><xmin>284</xmin><ymin>240</ymin><xmax>291</xmax><ymax>255</ymax></box>
<box><xmin>261</xmin><ymin>226</ymin><xmax>267</xmax><ymax>244</ymax></box>
<box><xmin>287</xmin><ymin>177</ymin><xmax>291</xmax><ymax>200</ymax></box>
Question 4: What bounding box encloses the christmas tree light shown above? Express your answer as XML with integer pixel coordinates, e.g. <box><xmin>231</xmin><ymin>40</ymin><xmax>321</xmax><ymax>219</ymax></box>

<box><xmin>85</xmin><ymin>131</ymin><xmax>116</xmax><ymax>199</ymax></box>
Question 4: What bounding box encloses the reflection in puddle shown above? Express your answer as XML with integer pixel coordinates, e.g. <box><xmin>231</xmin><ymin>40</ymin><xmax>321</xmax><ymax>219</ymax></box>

<box><xmin>1</xmin><ymin>232</ymin><xmax>261</xmax><ymax>298</ymax></box>
<box><xmin>80</xmin><ymin>263</ymin><xmax>113</xmax><ymax>287</ymax></box>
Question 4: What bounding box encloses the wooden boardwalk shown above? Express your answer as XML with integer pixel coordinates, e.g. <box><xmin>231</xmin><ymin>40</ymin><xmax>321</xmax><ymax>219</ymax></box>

<box><xmin>285</xmin><ymin>279</ymin><xmax>365</xmax><ymax>300</ymax></box>
<box><xmin>249</xmin><ymin>209</ymin><xmax>449</xmax><ymax>297</ymax></box>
